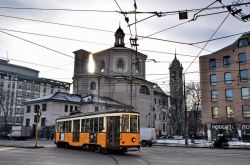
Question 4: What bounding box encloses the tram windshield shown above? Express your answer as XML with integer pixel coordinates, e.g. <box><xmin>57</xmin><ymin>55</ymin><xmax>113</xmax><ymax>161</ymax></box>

<box><xmin>130</xmin><ymin>115</ymin><xmax>138</xmax><ymax>133</ymax></box>
<box><xmin>121</xmin><ymin>114</ymin><xmax>139</xmax><ymax>133</ymax></box>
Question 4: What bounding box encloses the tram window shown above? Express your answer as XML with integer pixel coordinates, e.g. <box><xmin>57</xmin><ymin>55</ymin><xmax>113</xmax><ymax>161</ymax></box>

<box><xmin>64</xmin><ymin>121</ymin><xmax>72</xmax><ymax>132</ymax></box>
<box><xmin>57</xmin><ymin>122</ymin><xmax>63</xmax><ymax>132</ymax></box>
<box><xmin>121</xmin><ymin>114</ymin><xmax>129</xmax><ymax>132</ymax></box>
<box><xmin>73</xmin><ymin>120</ymin><xmax>80</xmax><ymax>132</ymax></box>
<box><xmin>81</xmin><ymin>119</ymin><xmax>85</xmax><ymax>132</ymax></box>
<box><xmin>90</xmin><ymin>118</ymin><xmax>94</xmax><ymax>132</ymax></box>
<box><xmin>130</xmin><ymin>115</ymin><xmax>138</xmax><ymax>132</ymax></box>
<box><xmin>85</xmin><ymin>119</ymin><xmax>90</xmax><ymax>132</ymax></box>
<box><xmin>98</xmin><ymin>117</ymin><xmax>104</xmax><ymax>132</ymax></box>
<box><xmin>94</xmin><ymin>118</ymin><xmax>98</xmax><ymax>132</ymax></box>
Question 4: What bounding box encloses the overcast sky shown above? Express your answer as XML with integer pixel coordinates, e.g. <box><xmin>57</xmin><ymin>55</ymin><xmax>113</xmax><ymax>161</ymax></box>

<box><xmin>0</xmin><ymin>0</ymin><xmax>249</xmax><ymax>92</ymax></box>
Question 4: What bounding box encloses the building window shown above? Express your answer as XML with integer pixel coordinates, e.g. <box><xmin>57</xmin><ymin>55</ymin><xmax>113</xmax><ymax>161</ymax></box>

<box><xmin>238</xmin><ymin>38</ymin><xmax>249</xmax><ymax>47</ymax></box>
<box><xmin>42</xmin><ymin>104</ymin><xmax>47</xmax><ymax>111</ymax></box>
<box><xmin>225</xmin><ymin>89</ymin><xmax>233</xmax><ymax>101</ymax></box>
<box><xmin>117</xmin><ymin>58</ymin><xmax>125</xmax><ymax>72</ymax></box>
<box><xmin>211</xmin><ymin>90</ymin><xmax>218</xmax><ymax>102</ymax></box>
<box><xmin>75</xmin><ymin>106</ymin><xmax>78</xmax><ymax>111</ymax></box>
<box><xmin>64</xmin><ymin>105</ymin><xmax>68</xmax><ymax>112</ymax></box>
<box><xmin>51</xmin><ymin>88</ymin><xmax>54</xmax><ymax>94</ymax></box>
<box><xmin>41</xmin><ymin>117</ymin><xmax>46</xmax><ymax>127</ymax></box>
<box><xmin>240</xmin><ymin>70</ymin><xmax>248</xmax><ymax>82</ymax></box>
<box><xmin>209</xmin><ymin>58</ymin><xmax>216</xmax><ymax>69</ymax></box>
<box><xmin>100</xmin><ymin>60</ymin><xmax>105</xmax><ymax>72</ymax></box>
<box><xmin>223</xmin><ymin>56</ymin><xmax>231</xmax><ymax>67</ymax></box>
<box><xmin>226</xmin><ymin>106</ymin><xmax>234</xmax><ymax>118</ymax></box>
<box><xmin>90</xmin><ymin>82</ymin><xmax>96</xmax><ymax>90</ymax></box>
<box><xmin>241</xmin><ymin>87</ymin><xmax>249</xmax><ymax>99</ymax></box>
<box><xmin>224</xmin><ymin>72</ymin><xmax>233</xmax><ymax>84</ymax></box>
<box><xmin>210</xmin><ymin>74</ymin><xmax>217</xmax><ymax>85</ymax></box>
<box><xmin>212</xmin><ymin>107</ymin><xmax>219</xmax><ymax>119</ymax></box>
<box><xmin>242</xmin><ymin>105</ymin><xmax>250</xmax><ymax>118</ymax></box>
<box><xmin>135</xmin><ymin>62</ymin><xmax>141</xmax><ymax>74</ymax></box>
<box><xmin>27</xmin><ymin>106</ymin><xmax>31</xmax><ymax>113</ymax></box>
<box><xmin>25</xmin><ymin>118</ymin><xmax>30</xmax><ymax>126</ymax></box>
<box><xmin>239</xmin><ymin>52</ymin><xmax>247</xmax><ymax>64</ymax></box>
<box><xmin>95</xmin><ymin>106</ymin><xmax>99</xmax><ymax>112</ymax></box>
<box><xmin>70</xmin><ymin>105</ymin><xmax>73</xmax><ymax>112</ymax></box>
<box><xmin>139</xmin><ymin>85</ymin><xmax>150</xmax><ymax>95</ymax></box>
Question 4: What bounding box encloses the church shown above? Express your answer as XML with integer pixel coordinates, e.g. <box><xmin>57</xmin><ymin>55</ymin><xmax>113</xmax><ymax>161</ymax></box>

<box><xmin>72</xmin><ymin>26</ymin><xmax>169</xmax><ymax>137</ymax></box>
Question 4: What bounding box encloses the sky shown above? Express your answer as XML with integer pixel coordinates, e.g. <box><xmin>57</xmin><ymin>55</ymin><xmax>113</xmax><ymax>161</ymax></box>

<box><xmin>0</xmin><ymin>0</ymin><xmax>249</xmax><ymax>93</ymax></box>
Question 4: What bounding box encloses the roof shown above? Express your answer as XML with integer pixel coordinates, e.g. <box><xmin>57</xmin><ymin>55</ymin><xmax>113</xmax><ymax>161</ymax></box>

<box><xmin>213</xmin><ymin>32</ymin><xmax>250</xmax><ymax>54</ymax></box>
<box><xmin>24</xmin><ymin>92</ymin><xmax>133</xmax><ymax>109</ymax></box>
<box><xmin>82</xmin><ymin>94</ymin><xmax>133</xmax><ymax>109</ymax></box>
<box><xmin>25</xmin><ymin>92</ymin><xmax>82</xmax><ymax>104</ymax></box>
<box><xmin>0</xmin><ymin>59</ymin><xmax>39</xmax><ymax>73</ymax></box>
<box><xmin>56</xmin><ymin>109</ymin><xmax>139</xmax><ymax>120</ymax></box>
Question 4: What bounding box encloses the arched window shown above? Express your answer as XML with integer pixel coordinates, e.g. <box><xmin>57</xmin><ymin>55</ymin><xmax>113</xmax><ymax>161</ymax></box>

<box><xmin>135</xmin><ymin>62</ymin><xmax>141</xmax><ymax>74</ymax></box>
<box><xmin>139</xmin><ymin>85</ymin><xmax>150</xmax><ymax>95</ymax></box>
<box><xmin>90</xmin><ymin>82</ymin><xmax>96</xmax><ymax>90</ymax></box>
<box><xmin>117</xmin><ymin>58</ymin><xmax>125</xmax><ymax>72</ymax></box>
<box><xmin>100</xmin><ymin>60</ymin><xmax>105</xmax><ymax>72</ymax></box>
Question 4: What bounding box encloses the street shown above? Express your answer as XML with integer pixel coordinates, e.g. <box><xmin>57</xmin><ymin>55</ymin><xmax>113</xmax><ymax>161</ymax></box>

<box><xmin>0</xmin><ymin>145</ymin><xmax>250</xmax><ymax>165</ymax></box>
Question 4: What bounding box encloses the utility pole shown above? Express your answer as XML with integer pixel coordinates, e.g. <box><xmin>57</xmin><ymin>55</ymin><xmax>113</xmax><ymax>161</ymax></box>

<box><xmin>34</xmin><ymin>105</ymin><xmax>41</xmax><ymax>148</ymax></box>
<box><xmin>183</xmin><ymin>74</ymin><xmax>188</xmax><ymax>145</ymax></box>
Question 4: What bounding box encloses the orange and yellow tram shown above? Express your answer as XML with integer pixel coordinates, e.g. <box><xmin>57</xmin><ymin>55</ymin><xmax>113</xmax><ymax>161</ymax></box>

<box><xmin>54</xmin><ymin>110</ymin><xmax>140</xmax><ymax>152</ymax></box>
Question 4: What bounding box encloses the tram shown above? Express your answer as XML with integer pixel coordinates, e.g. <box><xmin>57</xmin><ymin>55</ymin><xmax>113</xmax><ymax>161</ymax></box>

<box><xmin>54</xmin><ymin>109</ymin><xmax>140</xmax><ymax>152</ymax></box>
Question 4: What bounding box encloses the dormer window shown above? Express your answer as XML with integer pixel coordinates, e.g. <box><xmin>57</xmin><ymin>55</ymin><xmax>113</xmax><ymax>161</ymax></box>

<box><xmin>238</xmin><ymin>38</ymin><xmax>249</xmax><ymax>47</ymax></box>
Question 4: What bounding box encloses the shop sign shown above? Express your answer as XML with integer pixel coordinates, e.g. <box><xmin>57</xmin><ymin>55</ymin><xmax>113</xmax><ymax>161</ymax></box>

<box><xmin>211</xmin><ymin>124</ymin><xmax>233</xmax><ymax>130</ymax></box>
<box><xmin>241</xmin><ymin>124</ymin><xmax>250</xmax><ymax>130</ymax></box>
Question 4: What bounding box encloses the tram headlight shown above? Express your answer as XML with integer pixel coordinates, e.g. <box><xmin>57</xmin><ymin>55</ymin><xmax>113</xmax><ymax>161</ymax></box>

<box><xmin>131</xmin><ymin>137</ymin><xmax>136</xmax><ymax>142</ymax></box>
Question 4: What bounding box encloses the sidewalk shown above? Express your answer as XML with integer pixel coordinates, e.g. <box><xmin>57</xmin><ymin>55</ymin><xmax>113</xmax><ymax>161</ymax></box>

<box><xmin>0</xmin><ymin>138</ymin><xmax>56</xmax><ymax>148</ymax></box>
<box><xmin>156</xmin><ymin>139</ymin><xmax>250</xmax><ymax>149</ymax></box>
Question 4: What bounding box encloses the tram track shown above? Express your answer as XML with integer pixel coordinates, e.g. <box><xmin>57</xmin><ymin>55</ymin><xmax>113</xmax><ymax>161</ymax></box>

<box><xmin>107</xmin><ymin>153</ymin><xmax>151</xmax><ymax>165</ymax></box>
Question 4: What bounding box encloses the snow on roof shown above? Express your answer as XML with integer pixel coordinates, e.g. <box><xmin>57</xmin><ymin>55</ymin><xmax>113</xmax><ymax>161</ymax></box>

<box><xmin>82</xmin><ymin>94</ymin><xmax>131</xmax><ymax>108</ymax></box>
<box><xmin>26</xmin><ymin>92</ymin><xmax>81</xmax><ymax>104</ymax></box>
<box><xmin>53</xmin><ymin>92</ymin><xmax>81</xmax><ymax>102</ymax></box>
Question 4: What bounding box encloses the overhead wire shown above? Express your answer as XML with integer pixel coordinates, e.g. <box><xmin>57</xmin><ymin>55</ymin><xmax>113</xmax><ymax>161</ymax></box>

<box><xmin>184</xmin><ymin>12</ymin><xmax>231</xmax><ymax>73</ymax></box>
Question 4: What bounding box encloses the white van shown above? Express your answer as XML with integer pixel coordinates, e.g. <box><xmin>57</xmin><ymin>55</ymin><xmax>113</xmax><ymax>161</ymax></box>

<box><xmin>140</xmin><ymin>128</ymin><xmax>157</xmax><ymax>147</ymax></box>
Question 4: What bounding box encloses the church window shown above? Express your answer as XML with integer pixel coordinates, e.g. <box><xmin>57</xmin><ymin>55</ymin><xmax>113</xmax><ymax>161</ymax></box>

<box><xmin>90</xmin><ymin>82</ymin><xmax>96</xmax><ymax>90</ymax></box>
<box><xmin>100</xmin><ymin>60</ymin><xmax>105</xmax><ymax>72</ymax></box>
<box><xmin>117</xmin><ymin>58</ymin><xmax>125</xmax><ymax>72</ymax></box>
<box><xmin>171</xmin><ymin>71</ymin><xmax>176</xmax><ymax>80</ymax></box>
<box><xmin>139</xmin><ymin>85</ymin><xmax>150</xmax><ymax>95</ymax></box>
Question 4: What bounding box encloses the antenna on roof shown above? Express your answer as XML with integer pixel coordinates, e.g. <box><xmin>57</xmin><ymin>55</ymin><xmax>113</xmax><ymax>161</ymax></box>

<box><xmin>6</xmin><ymin>51</ymin><xmax>9</xmax><ymax>62</ymax></box>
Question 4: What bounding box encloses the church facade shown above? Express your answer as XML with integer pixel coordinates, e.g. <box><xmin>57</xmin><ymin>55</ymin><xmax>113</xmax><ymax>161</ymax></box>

<box><xmin>72</xmin><ymin>26</ymin><xmax>169</xmax><ymax>136</ymax></box>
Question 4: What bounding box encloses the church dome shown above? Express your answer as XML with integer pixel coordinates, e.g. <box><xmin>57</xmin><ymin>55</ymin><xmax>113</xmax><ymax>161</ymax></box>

<box><xmin>115</xmin><ymin>26</ymin><xmax>125</xmax><ymax>36</ymax></box>
<box><xmin>172</xmin><ymin>56</ymin><xmax>181</xmax><ymax>66</ymax></box>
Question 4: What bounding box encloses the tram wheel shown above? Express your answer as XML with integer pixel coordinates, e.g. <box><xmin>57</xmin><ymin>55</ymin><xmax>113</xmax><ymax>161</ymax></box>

<box><xmin>96</xmin><ymin>145</ymin><xmax>103</xmax><ymax>153</ymax></box>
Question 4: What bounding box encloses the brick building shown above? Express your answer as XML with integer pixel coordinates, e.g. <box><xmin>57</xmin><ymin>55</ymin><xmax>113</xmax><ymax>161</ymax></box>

<box><xmin>200</xmin><ymin>33</ymin><xmax>250</xmax><ymax>141</ymax></box>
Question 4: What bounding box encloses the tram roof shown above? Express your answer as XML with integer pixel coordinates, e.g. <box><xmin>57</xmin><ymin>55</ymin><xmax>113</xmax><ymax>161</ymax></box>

<box><xmin>56</xmin><ymin>109</ymin><xmax>139</xmax><ymax>121</ymax></box>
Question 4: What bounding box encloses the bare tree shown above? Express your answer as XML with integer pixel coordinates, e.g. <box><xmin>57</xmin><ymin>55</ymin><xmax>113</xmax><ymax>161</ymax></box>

<box><xmin>167</xmin><ymin>96</ymin><xmax>183</xmax><ymax>136</ymax></box>
<box><xmin>0</xmin><ymin>90</ymin><xmax>11</xmax><ymax>135</ymax></box>
<box><xmin>186</xmin><ymin>82</ymin><xmax>202</xmax><ymax>138</ymax></box>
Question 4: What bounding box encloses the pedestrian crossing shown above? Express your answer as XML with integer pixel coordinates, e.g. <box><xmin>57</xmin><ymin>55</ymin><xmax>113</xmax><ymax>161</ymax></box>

<box><xmin>0</xmin><ymin>147</ymin><xmax>16</xmax><ymax>152</ymax></box>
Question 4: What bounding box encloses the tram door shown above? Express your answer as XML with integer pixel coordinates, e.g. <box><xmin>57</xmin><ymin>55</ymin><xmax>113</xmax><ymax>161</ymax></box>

<box><xmin>107</xmin><ymin>116</ymin><xmax>120</xmax><ymax>148</ymax></box>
